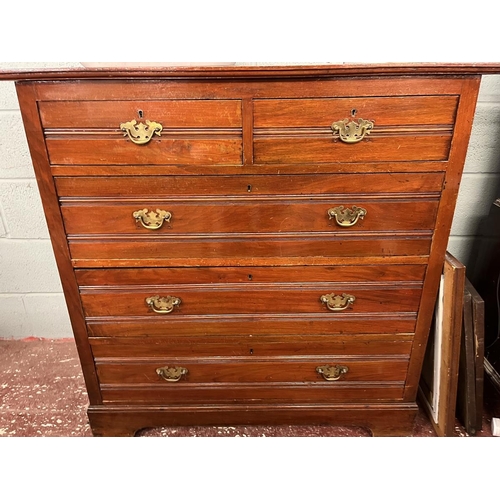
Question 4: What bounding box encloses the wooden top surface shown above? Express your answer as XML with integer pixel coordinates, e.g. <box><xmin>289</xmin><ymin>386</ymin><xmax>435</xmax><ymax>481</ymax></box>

<box><xmin>2</xmin><ymin>63</ymin><xmax>500</xmax><ymax>81</ymax></box>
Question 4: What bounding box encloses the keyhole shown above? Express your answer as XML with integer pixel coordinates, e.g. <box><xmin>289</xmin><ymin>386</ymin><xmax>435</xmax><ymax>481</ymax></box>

<box><xmin>247</xmin><ymin>185</ymin><xmax>252</xmax><ymax>192</ymax></box>
<box><xmin>138</xmin><ymin>109</ymin><xmax>144</xmax><ymax>119</ymax></box>
<box><xmin>351</xmin><ymin>108</ymin><xmax>357</xmax><ymax>117</ymax></box>
<box><xmin>249</xmin><ymin>349</ymin><xmax>254</xmax><ymax>355</ymax></box>
<box><xmin>248</xmin><ymin>274</ymin><xmax>253</xmax><ymax>281</ymax></box>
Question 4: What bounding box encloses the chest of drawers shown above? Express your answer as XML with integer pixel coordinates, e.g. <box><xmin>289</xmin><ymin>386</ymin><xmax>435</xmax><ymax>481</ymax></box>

<box><xmin>4</xmin><ymin>64</ymin><xmax>495</xmax><ymax>436</ymax></box>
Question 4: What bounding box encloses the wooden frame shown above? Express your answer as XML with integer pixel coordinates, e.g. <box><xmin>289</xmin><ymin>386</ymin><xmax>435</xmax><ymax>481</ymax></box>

<box><xmin>419</xmin><ymin>252</ymin><xmax>465</xmax><ymax>436</ymax></box>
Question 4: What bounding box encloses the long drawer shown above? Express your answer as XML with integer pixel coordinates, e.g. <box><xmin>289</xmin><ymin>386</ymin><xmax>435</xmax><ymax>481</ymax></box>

<box><xmin>100</xmin><ymin>384</ymin><xmax>405</xmax><ymax>405</ymax></box>
<box><xmin>89</xmin><ymin>334</ymin><xmax>414</xmax><ymax>357</ymax></box>
<box><xmin>79</xmin><ymin>284</ymin><xmax>421</xmax><ymax>317</ymax></box>
<box><xmin>68</xmin><ymin>234</ymin><xmax>432</xmax><ymax>264</ymax></box>
<box><xmin>61</xmin><ymin>198</ymin><xmax>439</xmax><ymax>235</ymax></box>
<box><xmin>97</xmin><ymin>355</ymin><xmax>407</xmax><ymax>404</ymax></box>
<box><xmin>54</xmin><ymin>173</ymin><xmax>445</xmax><ymax>197</ymax></box>
<box><xmin>96</xmin><ymin>356</ymin><xmax>409</xmax><ymax>384</ymax></box>
<box><xmin>86</xmin><ymin>314</ymin><xmax>417</xmax><ymax>337</ymax></box>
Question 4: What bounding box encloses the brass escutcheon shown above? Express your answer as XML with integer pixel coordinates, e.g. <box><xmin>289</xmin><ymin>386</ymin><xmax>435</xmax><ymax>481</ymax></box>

<box><xmin>320</xmin><ymin>293</ymin><xmax>356</xmax><ymax>312</ymax></box>
<box><xmin>327</xmin><ymin>205</ymin><xmax>367</xmax><ymax>227</ymax></box>
<box><xmin>133</xmin><ymin>208</ymin><xmax>172</xmax><ymax>230</ymax></box>
<box><xmin>316</xmin><ymin>365</ymin><xmax>349</xmax><ymax>381</ymax></box>
<box><xmin>120</xmin><ymin>119</ymin><xmax>163</xmax><ymax>145</ymax></box>
<box><xmin>156</xmin><ymin>366</ymin><xmax>188</xmax><ymax>382</ymax></box>
<box><xmin>331</xmin><ymin>118</ymin><xmax>374</xmax><ymax>143</ymax></box>
<box><xmin>146</xmin><ymin>295</ymin><xmax>181</xmax><ymax>314</ymax></box>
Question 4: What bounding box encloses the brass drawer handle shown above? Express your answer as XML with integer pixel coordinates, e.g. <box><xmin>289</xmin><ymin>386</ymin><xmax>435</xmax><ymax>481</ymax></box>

<box><xmin>133</xmin><ymin>208</ymin><xmax>172</xmax><ymax>230</ymax></box>
<box><xmin>320</xmin><ymin>293</ymin><xmax>356</xmax><ymax>312</ymax></box>
<box><xmin>120</xmin><ymin>119</ymin><xmax>163</xmax><ymax>145</ymax></box>
<box><xmin>146</xmin><ymin>295</ymin><xmax>181</xmax><ymax>314</ymax></box>
<box><xmin>156</xmin><ymin>366</ymin><xmax>188</xmax><ymax>382</ymax></box>
<box><xmin>328</xmin><ymin>205</ymin><xmax>366</xmax><ymax>227</ymax></box>
<box><xmin>331</xmin><ymin>118</ymin><xmax>374</xmax><ymax>143</ymax></box>
<box><xmin>316</xmin><ymin>365</ymin><xmax>349</xmax><ymax>381</ymax></box>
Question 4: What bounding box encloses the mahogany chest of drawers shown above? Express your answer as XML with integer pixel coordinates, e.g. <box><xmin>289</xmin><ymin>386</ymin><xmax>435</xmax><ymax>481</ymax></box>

<box><xmin>3</xmin><ymin>64</ymin><xmax>495</xmax><ymax>436</ymax></box>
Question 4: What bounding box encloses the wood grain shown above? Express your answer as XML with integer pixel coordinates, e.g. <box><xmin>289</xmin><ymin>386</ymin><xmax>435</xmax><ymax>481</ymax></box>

<box><xmin>46</xmin><ymin>137</ymin><xmax>243</xmax><ymax>166</ymax></box>
<box><xmin>60</xmin><ymin>199</ymin><xmax>439</xmax><ymax>235</ymax></box>
<box><xmin>96</xmin><ymin>357</ymin><xmax>409</xmax><ymax>385</ymax></box>
<box><xmin>254</xmin><ymin>96</ymin><xmax>458</xmax><ymax>127</ymax></box>
<box><xmin>79</xmin><ymin>284</ymin><xmax>422</xmax><ymax>317</ymax></box>
<box><xmin>39</xmin><ymin>99</ymin><xmax>242</xmax><ymax>128</ymax></box>
<box><xmin>55</xmin><ymin>173</ymin><xmax>445</xmax><ymax>197</ymax></box>
<box><xmin>89</xmin><ymin>334</ymin><xmax>414</xmax><ymax>358</ymax></box>
<box><xmin>85</xmin><ymin>314</ymin><xmax>417</xmax><ymax>337</ymax></box>
<box><xmin>67</xmin><ymin>234</ymin><xmax>432</xmax><ymax>263</ymax></box>
<box><xmin>7</xmin><ymin>66</ymin><xmax>489</xmax><ymax>436</ymax></box>
<box><xmin>75</xmin><ymin>264</ymin><xmax>426</xmax><ymax>286</ymax></box>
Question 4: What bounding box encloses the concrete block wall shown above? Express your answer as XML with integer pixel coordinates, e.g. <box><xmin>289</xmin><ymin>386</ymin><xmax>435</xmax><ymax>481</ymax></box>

<box><xmin>0</xmin><ymin>63</ymin><xmax>80</xmax><ymax>339</ymax></box>
<box><xmin>1</xmin><ymin>63</ymin><xmax>500</xmax><ymax>339</ymax></box>
<box><xmin>448</xmin><ymin>75</ymin><xmax>500</xmax><ymax>265</ymax></box>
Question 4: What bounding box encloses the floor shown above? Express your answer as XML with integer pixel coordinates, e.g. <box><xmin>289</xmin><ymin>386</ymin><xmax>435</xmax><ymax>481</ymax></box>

<box><xmin>1</xmin><ymin>338</ymin><xmax>499</xmax><ymax>437</ymax></box>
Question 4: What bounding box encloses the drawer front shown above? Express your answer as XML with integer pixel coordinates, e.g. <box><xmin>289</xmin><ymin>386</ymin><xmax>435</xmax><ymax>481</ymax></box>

<box><xmin>41</xmin><ymin>99</ymin><xmax>242</xmax><ymax>166</ymax></box>
<box><xmin>68</xmin><ymin>235</ymin><xmax>432</xmax><ymax>264</ymax></box>
<box><xmin>97</xmin><ymin>355</ymin><xmax>406</xmax><ymax>404</ymax></box>
<box><xmin>79</xmin><ymin>284</ymin><xmax>422</xmax><ymax>317</ymax></box>
<box><xmin>89</xmin><ymin>335</ymin><xmax>414</xmax><ymax>358</ymax></box>
<box><xmin>75</xmin><ymin>264</ymin><xmax>427</xmax><ymax>286</ymax></box>
<box><xmin>86</xmin><ymin>315</ymin><xmax>417</xmax><ymax>337</ymax></box>
<box><xmin>61</xmin><ymin>199</ymin><xmax>439</xmax><ymax>236</ymax></box>
<box><xmin>100</xmin><ymin>385</ymin><xmax>404</xmax><ymax>405</ymax></box>
<box><xmin>254</xmin><ymin>96</ymin><xmax>457</xmax><ymax>164</ymax></box>
<box><xmin>81</xmin><ymin>266</ymin><xmax>420</xmax><ymax>338</ymax></box>
<box><xmin>55</xmin><ymin>173</ymin><xmax>445</xmax><ymax>198</ymax></box>
<box><xmin>96</xmin><ymin>357</ymin><xmax>409</xmax><ymax>384</ymax></box>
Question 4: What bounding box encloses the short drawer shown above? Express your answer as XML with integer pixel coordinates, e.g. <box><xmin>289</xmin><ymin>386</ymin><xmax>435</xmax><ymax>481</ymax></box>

<box><xmin>60</xmin><ymin>198</ymin><xmax>439</xmax><ymax>236</ymax></box>
<box><xmin>254</xmin><ymin>95</ymin><xmax>458</xmax><ymax>164</ymax></box>
<box><xmin>40</xmin><ymin>99</ymin><xmax>242</xmax><ymax>166</ymax></box>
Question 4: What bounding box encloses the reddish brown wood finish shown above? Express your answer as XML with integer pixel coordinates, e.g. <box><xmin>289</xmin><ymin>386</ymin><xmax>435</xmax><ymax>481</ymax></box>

<box><xmin>2</xmin><ymin>63</ymin><xmax>500</xmax><ymax>82</ymax></box>
<box><xmin>46</xmin><ymin>137</ymin><xmax>243</xmax><ymax>166</ymax></box>
<box><xmin>67</xmin><ymin>235</ymin><xmax>432</xmax><ymax>264</ymax></box>
<box><xmin>60</xmin><ymin>199</ymin><xmax>438</xmax><ymax>235</ymax></box>
<box><xmin>89</xmin><ymin>334</ymin><xmax>414</xmax><ymax>358</ymax></box>
<box><xmin>39</xmin><ymin>99</ymin><xmax>242</xmax><ymax>128</ymax></box>
<box><xmin>86</xmin><ymin>403</ymin><xmax>419</xmax><ymax>437</ymax></box>
<box><xmin>75</xmin><ymin>264</ymin><xmax>426</xmax><ymax>286</ymax></box>
<box><xmin>55</xmin><ymin>173</ymin><xmax>445</xmax><ymax>197</ymax></box>
<box><xmin>79</xmin><ymin>284</ymin><xmax>422</xmax><ymax>317</ymax></box>
<box><xmin>7</xmin><ymin>65</ymin><xmax>490</xmax><ymax>436</ymax></box>
<box><xmin>86</xmin><ymin>314</ymin><xmax>417</xmax><ymax>337</ymax></box>
<box><xmin>96</xmin><ymin>357</ymin><xmax>409</xmax><ymax>385</ymax></box>
<box><xmin>253</xmin><ymin>96</ymin><xmax>459</xmax><ymax>128</ymax></box>
<box><xmin>100</xmin><ymin>385</ymin><xmax>405</xmax><ymax>405</ymax></box>
<box><xmin>254</xmin><ymin>135</ymin><xmax>452</xmax><ymax>164</ymax></box>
